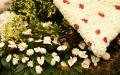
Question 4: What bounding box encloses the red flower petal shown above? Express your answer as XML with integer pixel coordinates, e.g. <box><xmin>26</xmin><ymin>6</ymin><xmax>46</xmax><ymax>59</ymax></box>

<box><xmin>63</xmin><ymin>0</ymin><xmax>70</xmax><ymax>4</ymax></box>
<box><xmin>98</xmin><ymin>12</ymin><xmax>105</xmax><ymax>17</ymax></box>
<box><xmin>95</xmin><ymin>29</ymin><xmax>101</xmax><ymax>35</ymax></box>
<box><xmin>103</xmin><ymin>37</ymin><xmax>108</xmax><ymax>43</ymax></box>
<box><xmin>114</xmin><ymin>5</ymin><xmax>120</xmax><ymax>10</ymax></box>
<box><xmin>79</xmin><ymin>4</ymin><xmax>84</xmax><ymax>9</ymax></box>
<box><xmin>73</xmin><ymin>24</ymin><xmax>79</xmax><ymax>30</ymax></box>
<box><xmin>81</xmin><ymin>18</ymin><xmax>88</xmax><ymax>23</ymax></box>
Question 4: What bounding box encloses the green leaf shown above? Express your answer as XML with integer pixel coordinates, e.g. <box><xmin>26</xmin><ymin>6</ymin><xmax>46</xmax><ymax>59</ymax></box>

<box><xmin>15</xmin><ymin>64</ymin><xmax>27</xmax><ymax>73</ymax></box>
<box><xmin>0</xmin><ymin>49</ymin><xmax>4</xmax><ymax>57</ymax></box>
<box><xmin>73</xmin><ymin>59</ymin><xmax>82</xmax><ymax>73</ymax></box>
<box><xmin>45</xmin><ymin>52</ymin><xmax>52</xmax><ymax>64</ymax></box>
<box><xmin>1</xmin><ymin>58</ymin><xmax>10</xmax><ymax>69</ymax></box>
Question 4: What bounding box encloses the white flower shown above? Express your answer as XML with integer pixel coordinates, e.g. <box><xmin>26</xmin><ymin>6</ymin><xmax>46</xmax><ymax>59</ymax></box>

<box><xmin>35</xmin><ymin>65</ymin><xmax>43</xmax><ymax>74</ymax></box>
<box><xmin>91</xmin><ymin>55</ymin><xmax>100</xmax><ymax>66</ymax></box>
<box><xmin>39</xmin><ymin>48</ymin><xmax>46</xmax><ymax>54</ymax></box>
<box><xmin>8</xmin><ymin>41</ymin><xmax>17</xmax><ymax>48</ymax></box>
<box><xmin>27</xmin><ymin>61</ymin><xmax>33</xmax><ymax>67</ymax></box>
<box><xmin>34</xmin><ymin>39</ymin><xmax>43</xmax><ymax>43</ymax></box>
<box><xmin>34</xmin><ymin>47</ymin><xmax>41</xmax><ymax>53</ymax></box>
<box><xmin>37</xmin><ymin>56</ymin><xmax>44</xmax><ymax>65</ymax></box>
<box><xmin>78</xmin><ymin>51</ymin><xmax>88</xmax><ymax>58</ymax></box>
<box><xmin>26</xmin><ymin>49</ymin><xmax>34</xmax><ymax>56</ymax></box>
<box><xmin>0</xmin><ymin>42</ymin><xmax>5</xmax><ymax>48</ymax></box>
<box><xmin>50</xmin><ymin>58</ymin><xmax>56</xmax><ymax>66</ymax></box>
<box><xmin>53</xmin><ymin>56</ymin><xmax>60</xmax><ymax>62</ymax></box>
<box><xmin>43</xmin><ymin>36</ymin><xmax>51</xmax><ymax>44</ymax></box>
<box><xmin>78</xmin><ymin>41</ymin><xmax>86</xmax><ymax>49</ymax></box>
<box><xmin>61</xmin><ymin>61</ymin><xmax>68</xmax><ymax>67</ymax></box>
<box><xmin>68</xmin><ymin>57</ymin><xmax>77</xmax><ymax>67</ymax></box>
<box><xmin>42</xmin><ymin>21</ymin><xmax>52</xmax><ymax>27</ymax></box>
<box><xmin>28</xmin><ymin>38</ymin><xmax>34</xmax><ymax>42</ymax></box>
<box><xmin>52</xmin><ymin>52</ymin><xmax>57</xmax><ymax>57</ymax></box>
<box><xmin>21</xmin><ymin>57</ymin><xmax>29</xmax><ymax>63</ymax></box>
<box><xmin>12</xmin><ymin>58</ymin><xmax>19</xmax><ymax>65</ymax></box>
<box><xmin>57</xmin><ymin>45</ymin><xmax>67</xmax><ymax>51</ymax></box>
<box><xmin>6</xmin><ymin>54</ymin><xmax>12</xmax><ymax>62</ymax></box>
<box><xmin>101</xmin><ymin>52</ymin><xmax>110</xmax><ymax>60</ymax></box>
<box><xmin>18</xmin><ymin>42</ymin><xmax>28</xmax><ymax>51</ymax></box>
<box><xmin>72</xmin><ymin>48</ymin><xmax>79</xmax><ymax>55</ymax></box>
<box><xmin>22</xmin><ymin>29</ymin><xmax>32</xmax><ymax>35</ymax></box>
<box><xmin>81</xmin><ymin>58</ymin><xmax>91</xmax><ymax>68</ymax></box>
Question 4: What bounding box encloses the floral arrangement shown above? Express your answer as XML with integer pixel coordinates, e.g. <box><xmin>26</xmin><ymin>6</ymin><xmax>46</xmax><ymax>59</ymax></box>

<box><xmin>0</xmin><ymin>0</ymin><xmax>120</xmax><ymax>75</ymax></box>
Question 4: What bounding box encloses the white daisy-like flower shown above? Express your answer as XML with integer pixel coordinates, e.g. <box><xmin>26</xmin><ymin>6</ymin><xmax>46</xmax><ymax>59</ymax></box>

<box><xmin>81</xmin><ymin>58</ymin><xmax>91</xmax><ymax>68</ymax></box>
<box><xmin>12</xmin><ymin>57</ymin><xmax>19</xmax><ymax>65</ymax></box>
<box><xmin>39</xmin><ymin>48</ymin><xmax>47</xmax><ymax>54</ymax></box>
<box><xmin>91</xmin><ymin>55</ymin><xmax>100</xmax><ymax>66</ymax></box>
<box><xmin>8</xmin><ymin>41</ymin><xmax>17</xmax><ymax>48</ymax></box>
<box><xmin>60</xmin><ymin>61</ymin><xmax>68</xmax><ymax>67</ymax></box>
<box><xmin>57</xmin><ymin>45</ymin><xmax>67</xmax><ymax>51</ymax></box>
<box><xmin>35</xmin><ymin>65</ymin><xmax>43</xmax><ymax>74</ymax></box>
<box><xmin>34</xmin><ymin>39</ymin><xmax>43</xmax><ymax>43</ymax></box>
<box><xmin>37</xmin><ymin>56</ymin><xmax>44</xmax><ymax>65</ymax></box>
<box><xmin>22</xmin><ymin>29</ymin><xmax>32</xmax><ymax>35</ymax></box>
<box><xmin>101</xmin><ymin>52</ymin><xmax>110</xmax><ymax>60</ymax></box>
<box><xmin>42</xmin><ymin>21</ymin><xmax>52</xmax><ymax>27</ymax></box>
<box><xmin>43</xmin><ymin>36</ymin><xmax>51</xmax><ymax>44</ymax></box>
<box><xmin>72</xmin><ymin>48</ymin><xmax>80</xmax><ymax>55</ymax></box>
<box><xmin>18</xmin><ymin>42</ymin><xmax>28</xmax><ymax>51</ymax></box>
<box><xmin>78</xmin><ymin>51</ymin><xmax>88</xmax><ymax>58</ymax></box>
<box><xmin>6</xmin><ymin>54</ymin><xmax>12</xmax><ymax>62</ymax></box>
<box><xmin>21</xmin><ymin>56</ymin><xmax>29</xmax><ymax>63</ymax></box>
<box><xmin>68</xmin><ymin>56</ymin><xmax>77</xmax><ymax>67</ymax></box>
<box><xmin>0</xmin><ymin>42</ymin><xmax>5</xmax><ymax>48</ymax></box>
<box><xmin>27</xmin><ymin>60</ymin><xmax>33</xmax><ymax>67</ymax></box>
<box><xmin>26</xmin><ymin>49</ymin><xmax>34</xmax><ymax>56</ymax></box>
<box><xmin>28</xmin><ymin>38</ymin><xmax>34</xmax><ymax>42</ymax></box>
<box><xmin>50</xmin><ymin>58</ymin><xmax>56</xmax><ymax>66</ymax></box>
<box><xmin>78</xmin><ymin>41</ymin><xmax>86</xmax><ymax>49</ymax></box>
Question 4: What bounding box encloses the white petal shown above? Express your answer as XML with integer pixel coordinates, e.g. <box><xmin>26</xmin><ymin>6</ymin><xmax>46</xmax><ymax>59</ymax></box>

<box><xmin>34</xmin><ymin>47</ymin><xmax>41</xmax><ymax>53</ymax></box>
<box><xmin>78</xmin><ymin>51</ymin><xmax>88</xmax><ymax>58</ymax></box>
<box><xmin>6</xmin><ymin>54</ymin><xmax>12</xmax><ymax>62</ymax></box>
<box><xmin>22</xmin><ymin>57</ymin><xmax>29</xmax><ymax>63</ymax></box>
<box><xmin>51</xmin><ymin>58</ymin><xmax>56</xmax><ymax>66</ymax></box>
<box><xmin>12</xmin><ymin>58</ymin><xmax>19</xmax><ymax>65</ymax></box>
<box><xmin>61</xmin><ymin>61</ymin><xmax>68</xmax><ymax>67</ymax></box>
<box><xmin>101</xmin><ymin>52</ymin><xmax>110</xmax><ymax>60</ymax></box>
<box><xmin>81</xmin><ymin>58</ymin><xmax>91</xmax><ymax>68</ymax></box>
<box><xmin>27</xmin><ymin>61</ymin><xmax>33</xmax><ymax>67</ymax></box>
<box><xmin>68</xmin><ymin>57</ymin><xmax>77</xmax><ymax>67</ymax></box>
<box><xmin>40</xmin><ymin>48</ymin><xmax>46</xmax><ymax>54</ymax></box>
<box><xmin>37</xmin><ymin>56</ymin><xmax>44</xmax><ymax>65</ymax></box>
<box><xmin>43</xmin><ymin>36</ymin><xmax>51</xmax><ymax>44</ymax></box>
<box><xmin>91</xmin><ymin>55</ymin><xmax>100</xmax><ymax>66</ymax></box>
<box><xmin>78</xmin><ymin>41</ymin><xmax>86</xmax><ymax>49</ymax></box>
<box><xmin>52</xmin><ymin>52</ymin><xmax>57</xmax><ymax>57</ymax></box>
<box><xmin>53</xmin><ymin>56</ymin><xmax>60</xmax><ymax>62</ymax></box>
<box><xmin>28</xmin><ymin>38</ymin><xmax>34</xmax><ymax>42</ymax></box>
<box><xmin>34</xmin><ymin>39</ymin><xmax>43</xmax><ymax>43</ymax></box>
<box><xmin>26</xmin><ymin>49</ymin><xmax>34</xmax><ymax>56</ymax></box>
<box><xmin>0</xmin><ymin>42</ymin><xmax>5</xmax><ymax>48</ymax></box>
<box><xmin>72</xmin><ymin>48</ymin><xmax>79</xmax><ymax>55</ymax></box>
<box><xmin>22</xmin><ymin>29</ymin><xmax>32</xmax><ymax>35</ymax></box>
<box><xmin>35</xmin><ymin>65</ymin><xmax>43</xmax><ymax>74</ymax></box>
<box><xmin>18</xmin><ymin>42</ymin><xmax>28</xmax><ymax>51</ymax></box>
<box><xmin>57</xmin><ymin>45</ymin><xmax>67</xmax><ymax>51</ymax></box>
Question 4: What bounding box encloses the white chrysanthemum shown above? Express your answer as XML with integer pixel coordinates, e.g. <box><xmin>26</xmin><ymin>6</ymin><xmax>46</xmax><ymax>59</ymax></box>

<box><xmin>22</xmin><ymin>29</ymin><xmax>32</xmax><ymax>35</ymax></box>
<box><xmin>81</xmin><ymin>58</ymin><xmax>91</xmax><ymax>68</ymax></box>
<box><xmin>61</xmin><ymin>61</ymin><xmax>68</xmax><ymax>67</ymax></box>
<box><xmin>91</xmin><ymin>55</ymin><xmax>100</xmax><ymax>66</ymax></box>
<box><xmin>21</xmin><ymin>56</ymin><xmax>29</xmax><ymax>63</ymax></box>
<box><xmin>26</xmin><ymin>49</ymin><xmax>34</xmax><ymax>56</ymax></box>
<box><xmin>78</xmin><ymin>41</ymin><xmax>86</xmax><ymax>49</ymax></box>
<box><xmin>57</xmin><ymin>45</ymin><xmax>67</xmax><ymax>51</ymax></box>
<box><xmin>12</xmin><ymin>57</ymin><xmax>19</xmax><ymax>65</ymax></box>
<box><xmin>0</xmin><ymin>42</ymin><xmax>5</xmax><ymax>48</ymax></box>
<box><xmin>37</xmin><ymin>56</ymin><xmax>44</xmax><ymax>65</ymax></box>
<box><xmin>8</xmin><ymin>41</ymin><xmax>17</xmax><ymax>48</ymax></box>
<box><xmin>43</xmin><ymin>36</ymin><xmax>51</xmax><ymax>44</ymax></box>
<box><xmin>101</xmin><ymin>52</ymin><xmax>110</xmax><ymax>60</ymax></box>
<box><xmin>18</xmin><ymin>42</ymin><xmax>28</xmax><ymax>51</ymax></box>
<box><xmin>27</xmin><ymin>61</ymin><xmax>33</xmax><ymax>67</ymax></box>
<box><xmin>28</xmin><ymin>38</ymin><xmax>34</xmax><ymax>42</ymax></box>
<box><xmin>35</xmin><ymin>65</ymin><xmax>43</xmax><ymax>74</ymax></box>
<box><xmin>78</xmin><ymin>51</ymin><xmax>88</xmax><ymax>58</ymax></box>
<box><xmin>68</xmin><ymin>56</ymin><xmax>77</xmax><ymax>67</ymax></box>
<box><xmin>6</xmin><ymin>54</ymin><xmax>12</xmax><ymax>62</ymax></box>
<box><xmin>72</xmin><ymin>48</ymin><xmax>79</xmax><ymax>55</ymax></box>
